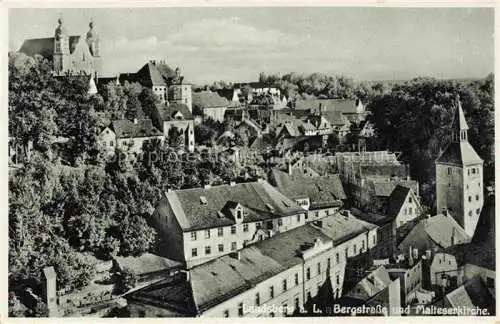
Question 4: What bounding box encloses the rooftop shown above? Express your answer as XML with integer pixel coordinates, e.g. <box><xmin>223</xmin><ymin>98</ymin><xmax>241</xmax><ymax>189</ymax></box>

<box><xmin>192</xmin><ymin>91</ymin><xmax>229</xmax><ymax>109</ymax></box>
<box><xmin>312</xmin><ymin>214</ymin><xmax>377</xmax><ymax>246</ymax></box>
<box><xmin>114</xmin><ymin>253</ymin><xmax>182</xmax><ymax>276</ymax></box>
<box><xmin>155</xmin><ymin>103</ymin><xmax>193</xmax><ymax>121</ymax></box>
<box><xmin>19</xmin><ymin>36</ymin><xmax>81</xmax><ymax>60</ymax></box>
<box><xmin>436</xmin><ymin>142</ymin><xmax>483</xmax><ymax>166</ymax></box>
<box><xmin>163</xmin><ymin>180</ymin><xmax>305</xmax><ymax>232</ymax></box>
<box><xmin>111</xmin><ymin>118</ymin><xmax>163</xmax><ymax>139</ymax></box>
<box><xmin>270</xmin><ymin>169</ymin><xmax>346</xmax><ymax>209</ymax></box>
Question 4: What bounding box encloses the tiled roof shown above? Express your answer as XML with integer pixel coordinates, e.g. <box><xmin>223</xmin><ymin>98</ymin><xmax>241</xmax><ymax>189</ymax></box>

<box><xmin>385</xmin><ymin>185</ymin><xmax>411</xmax><ymax>219</ymax></box>
<box><xmin>398</xmin><ymin>213</ymin><xmax>471</xmax><ymax>252</ymax></box>
<box><xmin>445</xmin><ymin>277</ymin><xmax>495</xmax><ymax>314</ymax></box>
<box><xmin>270</xmin><ymin>169</ymin><xmax>346</xmax><ymax>208</ymax></box>
<box><xmin>114</xmin><ymin>253</ymin><xmax>182</xmax><ymax>276</ymax></box>
<box><xmin>322</xmin><ymin>111</ymin><xmax>349</xmax><ymax>126</ymax></box>
<box><xmin>350</xmin><ymin>208</ymin><xmax>393</xmax><ymax>226</ymax></box>
<box><xmin>111</xmin><ymin>118</ymin><xmax>163</xmax><ymax>139</ymax></box>
<box><xmin>248</xmin><ymin>135</ymin><xmax>274</xmax><ymax>152</ymax></box>
<box><xmin>164</xmin><ymin>181</ymin><xmax>305</xmax><ymax>231</ymax></box>
<box><xmin>361</xmin><ymin>164</ymin><xmax>408</xmax><ymax>178</ymax></box>
<box><xmin>295</xmin><ymin>98</ymin><xmax>361</xmax><ymax>114</ymax></box>
<box><xmin>436</xmin><ymin>142</ymin><xmax>483</xmax><ymax>166</ymax></box>
<box><xmin>19</xmin><ymin>36</ymin><xmax>81</xmax><ymax>59</ymax></box>
<box><xmin>156</xmin><ymin>103</ymin><xmax>193</xmax><ymax>121</ymax></box>
<box><xmin>346</xmin><ymin>266</ymin><xmax>392</xmax><ymax>300</ymax></box>
<box><xmin>370</xmin><ymin>179</ymin><xmax>418</xmax><ymax>197</ymax></box>
<box><xmin>313</xmin><ymin>214</ymin><xmax>377</xmax><ymax>246</ymax></box>
<box><xmin>192</xmin><ymin>91</ymin><xmax>229</xmax><ymax>109</ymax></box>
<box><xmin>135</xmin><ymin>61</ymin><xmax>176</xmax><ymax>87</ymax></box>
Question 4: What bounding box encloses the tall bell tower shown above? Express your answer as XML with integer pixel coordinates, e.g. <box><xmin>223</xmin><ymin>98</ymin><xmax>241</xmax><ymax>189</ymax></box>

<box><xmin>435</xmin><ymin>95</ymin><xmax>484</xmax><ymax>237</ymax></box>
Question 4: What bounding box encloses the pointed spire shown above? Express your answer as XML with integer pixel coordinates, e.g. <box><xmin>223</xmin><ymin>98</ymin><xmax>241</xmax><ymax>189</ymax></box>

<box><xmin>451</xmin><ymin>94</ymin><xmax>469</xmax><ymax>143</ymax></box>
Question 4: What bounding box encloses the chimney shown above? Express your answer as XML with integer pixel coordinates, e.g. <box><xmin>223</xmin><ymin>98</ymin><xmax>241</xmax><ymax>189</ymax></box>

<box><xmin>413</xmin><ymin>248</ymin><xmax>419</xmax><ymax>260</ymax></box>
<box><xmin>425</xmin><ymin>249</ymin><xmax>432</xmax><ymax>260</ymax></box>
<box><xmin>230</xmin><ymin>251</ymin><xmax>241</xmax><ymax>260</ymax></box>
<box><xmin>408</xmin><ymin>245</ymin><xmax>414</xmax><ymax>267</ymax></box>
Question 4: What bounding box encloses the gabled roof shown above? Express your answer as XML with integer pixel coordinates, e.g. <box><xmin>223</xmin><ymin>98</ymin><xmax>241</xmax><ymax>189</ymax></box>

<box><xmin>445</xmin><ymin>277</ymin><xmax>495</xmax><ymax>314</ymax></box>
<box><xmin>270</xmin><ymin>169</ymin><xmax>346</xmax><ymax>209</ymax></box>
<box><xmin>322</xmin><ymin>111</ymin><xmax>349</xmax><ymax>126</ymax></box>
<box><xmin>114</xmin><ymin>253</ymin><xmax>182</xmax><ymax>276</ymax></box>
<box><xmin>135</xmin><ymin>61</ymin><xmax>176</xmax><ymax>87</ymax></box>
<box><xmin>436</xmin><ymin>142</ymin><xmax>483</xmax><ymax>166</ymax></box>
<box><xmin>346</xmin><ymin>266</ymin><xmax>392</xmax><ymax>300</ymax></box>
<box><xmin>313</xmin><ymin>215</ymin><xmax>377</xmax><ymax>246</ymax></box>
<box><xmin>192</xmin><ymin>91</ymin><xmax>229</xmax><ymax>109</ymax></box>
<box><xmin>19</xmin><ymin>36</ymin><xmax>81</xmax><ymax>59</ymax></box>
<box><xmin>163</xmin><ymin>180</ymin><xmax>304</xmax><ymax>231</ymax></box>
<box><xmin>111</xmin><ymin>118</ymin><xmax>163</xmax><ymax>139</ymax></box>
<box><xmin>370</xmin><ymin>179</ymin><xmax>418</xmax><ymax>197</ymax></box>
<box><xmin>156</xmin><ymin>103</ymin><xmax>193</xmax><ymax>121</ymax></box>
<box><xmin>398</xmin><ymin>213</ymin><xmax>471</xmax><ymax>252</ymax></box>
<box><xmin>386</xmin><ymin>185</ymin><xmax>412</xmax><ymax>219</ymax></box>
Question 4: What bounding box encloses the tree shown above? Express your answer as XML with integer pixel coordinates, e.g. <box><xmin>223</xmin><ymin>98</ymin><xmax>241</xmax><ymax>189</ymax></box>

<box><xmin>114</xmin><ymin>267</ymin><xmax>137</xmax><ymax>294</ymax></box>
<box><xmin>115</xmin><ymin>215</ymin><xmax>156</xmax><ymax>257</ymax></box>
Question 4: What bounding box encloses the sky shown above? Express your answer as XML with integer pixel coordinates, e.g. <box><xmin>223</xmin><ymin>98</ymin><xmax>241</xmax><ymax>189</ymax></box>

<box><xmin>9</xmin><ymin>7</ymin><xmax>494</xmax><ymax>84</ymax></box>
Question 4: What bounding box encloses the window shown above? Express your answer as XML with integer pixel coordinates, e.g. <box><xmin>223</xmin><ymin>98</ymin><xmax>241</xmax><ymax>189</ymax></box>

<box><xmin>223</xmin><ymin>310</ymin><xmax>229</xmax><ymax>317</ymax></box>
<box><xmin>336</xmin><ymin>274</ymin><xmax>340</xmax><ymax>285</ymax></box>
<box><xmin>231</xmin><ymin>242</ymin><xmax>237</xmax><ymax>251</ymax></box>
<box><xmin>283</xmin><ymin>279</ymin><xmax>287</xmax><ymax>291</ymax></box>
<box><xmin>205</xmin><ymin>246</ymin><xmax>211</xmax><ymax>255</ymax></box>
<box><xmin>314</xmin><ymin>211</ymin><xmax>319</xmax><ymax>218</ymax></box>
<box><xmin>306</xmin><ymin>268</ymin><xmax>311</xmax><ymax>280</ymax></box>
<box><xmin>447</xmin><ymin>167</ymin><xmax>452</xmax><ymax>175</ymax></box>
<box><xmin>110</xmin><ymin>141</ymin><xmax>114</xmax><ymax>147</ymax></box>
<box><xmin>295</xmin><ymin>297</ymin><xmax>300</xmax><ymax>310</ymax></box>
<box><xmin>205</xmin><ymin>229</ymin><xmax>211</xmax><ymax>239</ymax></box>
<box><xmin>297</xmin><ymin>214</ymin><xmax>301</xmax><ymax>222</ymax></box>
<box><xmin>317</xmin><ymin>262</ymin><xmax>321</xmax><ymax>275</ymax></box>
<box><xmin>267</xmin><ymin>221</ymin><xmax>273</xmax><ymax>229</ymax></box>
<box><xmin>354</xmin><ymin>244</ymin><xmax>357</xmax><ymax>255</ymax></box>
<box><xmin>255</xmin><ymin>293</ymin><xmax>260</xmax><ymax>306</ymax></box>
<box><xmin>469</xmin><ymin>196</ymin><xmax>472</xmax><ymax>202</ymax></box>
<box><xmin>238</xmin><ymin>303</ymin><xmax>243</xmax><ymax>317</ymax></box>
<box><xmin>269</xmin><ymin>286</ymin><xmax>274</xmax><ymax>299</ymax></box>
<box><xmin>476</xmin><ymin>208</ymin><xmax>480</xmax><ymax>215</ymax></box>
<box><xmin>243</xmin><ymin>224</ymin><xmax>249</xmax><ymax>232</ymax></box>
<box><xmin>191</xmin><ymin>248</ymin><xmax>197</xmax><ymax>257</ymax></box>
<box><xmin>472</xmin><ymin>168</ymin><xmax>476</xmax><ymax>174</ymax></box>
<box><xmin>469</xmin><ymin>210</ymin><xmax>473</xmax><ymax>217</ymax></box>
<box><xmin>218</xmin><ymin>228</ymin><xmax>223</xmax><ymax>237</ymax></box>
<box><xmin>191</xmin><ymin>232</ymin><xmax>197</xmax><ymax>241</ymax></box>
<box><xmin>278</xmin><ymin>219</ymin><xmax>283</xmax><ymax>226</ymax></box>
<box><xmin>218</xmin><ymin>244</ymin><xmax>224</xmax><ymax>252</ymax></box>
<box><xmin>236</xmin><ymin>210</ymin><xmax>242</xmax><ymax>219</ymax></box>
<box><xmin>361</xmin><ymin>240</ymin><xmax>365</xmax><ymax>251</ymax></box>
<box><xmin>409</xmin><ymin>197</ymin><xmax>413</xmax><ymax>203</ymax></box>
<box><xmin>409</xmin><ymin>207</ymin><xmax>413</xmax><ymax>215</ymax></box>
<box><xmin>307</xmin><ymin>291</ymin><xmax>312</xmax><ymax>302</ymax></box>
<box><xmin>231</xmin><ymin>226</ymin><xmax>236</xmax><ymax>234</ymax></box>
<box><xmin>336</xmin><ymin>253</ymin><xmax>340</xmax><ymax>263</ymax></box>
<box><xmin>476</xmin><ymin>195</ymin><xmax>480</xmax><ymax>201</ymax></box>
<box><xmin>295</xmin><ymin>273</ymin><xmax>299</xmax><ymax>285</ymax></box>
<box><xmin>327</xmin><ymin>258</ymin><xmax>331</xmax><ymax>270</ymax></box>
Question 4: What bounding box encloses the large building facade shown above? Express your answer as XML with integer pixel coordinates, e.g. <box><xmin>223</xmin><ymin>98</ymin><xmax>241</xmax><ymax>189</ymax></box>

<box><xmin>20</xmin><ymin>17</ymin><xmax>101</xmax><ymax>77</ymax></box>
<box><xmin>436</xmin><ymin>97</ymin><xmax>484</xmax><ymax>237</ymax></box>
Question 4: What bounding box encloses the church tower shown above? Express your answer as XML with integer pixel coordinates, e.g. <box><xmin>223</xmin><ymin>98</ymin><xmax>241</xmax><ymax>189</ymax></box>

<box><xmin>435</xmin><ymin>95</ymin><xmax>484</xmax><ymax>237</ymax></box>
<box><xmin>53</xmin><ymin>16</ymin><xmax>70</xmax><ymax>76</ymax></box>
<box><xmin>168</xmin><ymin>67</ymin><xmax>192</xmax><ymax>112</ymax></box>
<box><xmin>86</xmin><ymin>19</ymin><xmax>101</xmax><ymax>79</ymax></box>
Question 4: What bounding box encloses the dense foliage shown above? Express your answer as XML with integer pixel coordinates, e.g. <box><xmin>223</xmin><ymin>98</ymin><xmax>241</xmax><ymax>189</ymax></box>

<box><xmin>367</xmin><ymin>75</ymin><xmax>494</xmax><ymax>207</ymax></box>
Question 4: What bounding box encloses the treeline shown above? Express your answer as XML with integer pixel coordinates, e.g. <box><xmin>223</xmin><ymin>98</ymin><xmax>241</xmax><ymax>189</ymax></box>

<box><xmin>205</xmin><ymin>71</ymin><xmax>394</xmax><ymax>102</ymax></box>
<box><xmin>367</xmin><ymin>75</ymin><xmax>494</xmax><ymax>208</ymax></box>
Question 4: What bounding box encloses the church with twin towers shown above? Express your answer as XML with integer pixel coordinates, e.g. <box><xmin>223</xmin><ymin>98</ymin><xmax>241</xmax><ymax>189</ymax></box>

<box><xmin>19</xmin><ymin>16</ymin><xmax>101</xmax><ymax>78</ymax></box>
